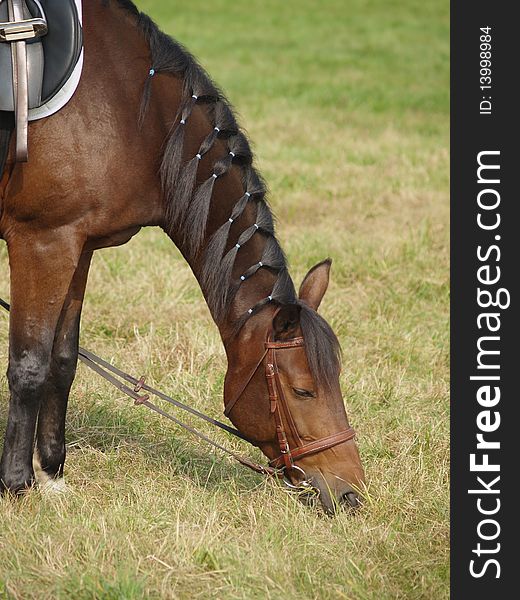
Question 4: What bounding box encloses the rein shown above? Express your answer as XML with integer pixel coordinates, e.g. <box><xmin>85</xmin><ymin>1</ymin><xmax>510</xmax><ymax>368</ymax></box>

<box><xmin>0</xmin><ymin>297</ymin><xmax>356</xmax><ymax>488</ymax></box>
<box><xmin>0</xmin><ymin>297</ymin><xmax>277</xmax><ymax>478</ymax></box>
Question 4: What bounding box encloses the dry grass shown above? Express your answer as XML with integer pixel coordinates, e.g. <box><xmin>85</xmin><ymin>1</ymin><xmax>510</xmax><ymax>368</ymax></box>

<box><xmin>0</xmin><ymin>0</ymin><xmax>448</xmax><ymax>597</ymax></box>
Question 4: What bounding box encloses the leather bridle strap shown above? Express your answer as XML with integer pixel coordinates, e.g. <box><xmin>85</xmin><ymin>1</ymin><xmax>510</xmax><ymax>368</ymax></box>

<box><xmin>226</xmin><ymin>331</ymin><xmax>357</xmax><ymax>474</ymax></box>
<box><xmin>265</xmin><ymin>337</ymin><xmax>356</xmax><ymax>470</ymax></box>
<box><xmin>264</xmin><ymin>338</ymin><xmax>306</xmax><ymax>349</ymax></box>
<box><xmin>269</xmin><ymin>427</ymin><xmax>356</xmax><ymax>469</ymax></box>
<box><xmin>223</xmin><ymin>346</ymin><xmax>269</xmax><ymax>417</ymax></box>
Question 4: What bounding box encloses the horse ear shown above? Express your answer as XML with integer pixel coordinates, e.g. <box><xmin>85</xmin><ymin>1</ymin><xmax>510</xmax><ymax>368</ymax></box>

<box><xmin>298</xmin><ymin>259</ymin><xmax>332</xmax><ymax>311</ymax></box>
<box><xmin>272</xmin><ymin>304</ymin><xmax>301</xmax><ymax>340</ymax></box>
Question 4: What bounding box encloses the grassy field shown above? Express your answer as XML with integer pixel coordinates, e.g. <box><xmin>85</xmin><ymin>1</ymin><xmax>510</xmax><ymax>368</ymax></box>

<box><xmin>0</xmin><ymin>0</ymin><xmax>449</xmax><ymax>598</ymax></box>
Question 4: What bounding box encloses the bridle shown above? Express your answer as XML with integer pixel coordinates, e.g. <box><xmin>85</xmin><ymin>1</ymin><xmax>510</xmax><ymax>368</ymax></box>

<box><xmin>224</xmin><ymin>331</ymin><xmax>356</xmax><ymax>486</ymax></box>
<box><xmin>0</xmin><ymin>298</ymin><xmax>356</xmax><ymax>491</ymax></box>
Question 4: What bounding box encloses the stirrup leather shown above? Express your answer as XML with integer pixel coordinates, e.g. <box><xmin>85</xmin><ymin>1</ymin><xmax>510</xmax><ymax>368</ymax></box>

<box><xmin>0</xmin><ymin>16</ymin><xmax>47</xmax><ymax>41</ymax></box>
<box><xmin>0</xmin><ymin>0</ymin><xmax>48</xmax><ymax>162</ymax></box>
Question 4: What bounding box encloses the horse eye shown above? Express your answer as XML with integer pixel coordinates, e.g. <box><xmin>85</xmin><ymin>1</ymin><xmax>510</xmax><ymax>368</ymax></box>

<box><xmin>292</xmin><ymin>387</ymin><xmax>316</xmax><ymax>398</ymax></box>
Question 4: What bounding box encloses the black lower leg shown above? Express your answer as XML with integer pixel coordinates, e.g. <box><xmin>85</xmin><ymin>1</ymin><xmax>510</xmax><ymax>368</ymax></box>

<box><xmin>35</xmin><ymin>251</ymin><xmax>92</xmax><ymax>481</ymax></box>
<box><xmin>0</xmin><ymin>235</ymin><xmax>84</xmax><ymax>494</ymax></box>
<box><xmin>35</xmin><ymin>349</ymin><xmax>78</xmax><ymax>479</ymax></box>
<box><xmin>0</xmin><ymin>350</ymin><xmax>50</xmax><ymax>493</ymax></box>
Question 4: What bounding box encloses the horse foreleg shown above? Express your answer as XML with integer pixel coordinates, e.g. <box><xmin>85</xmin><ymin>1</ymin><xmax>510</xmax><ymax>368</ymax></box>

<box><xmin>33</xmin><ymin>251</ymin><xmax>93</xmax><ymax>490</ymax></box>
<box><xmin>0</xmin><ymin>234</ymin><xmax>83</xmax><ymax>494</ymax></box>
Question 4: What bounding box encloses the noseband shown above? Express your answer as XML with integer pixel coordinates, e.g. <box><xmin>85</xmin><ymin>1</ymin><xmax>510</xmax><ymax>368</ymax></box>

<box><xmin>224</xmin><ymin>333</ymin><xmax>356</xmax><ymax>484</ymax></box>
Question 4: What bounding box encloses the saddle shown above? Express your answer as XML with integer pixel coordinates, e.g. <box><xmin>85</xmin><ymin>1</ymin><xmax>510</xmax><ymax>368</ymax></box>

<box><xmin>0</xmin><ymin>0</ymin><xmax>82</xmax><ymax>166</ymax></box>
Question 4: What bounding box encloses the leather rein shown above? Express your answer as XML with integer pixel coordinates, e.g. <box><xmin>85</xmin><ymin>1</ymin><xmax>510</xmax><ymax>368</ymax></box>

<box><xmin>0</xmin><ymin>298</ymin><xmax>356</xmax><ymax>488</ymax></box>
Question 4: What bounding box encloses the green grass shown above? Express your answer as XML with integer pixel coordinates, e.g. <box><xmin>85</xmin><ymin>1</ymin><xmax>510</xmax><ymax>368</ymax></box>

<box><xmin>0</xmin><ymin>0</ymin><xmax>449</xmax><ymax>598</ymax></box>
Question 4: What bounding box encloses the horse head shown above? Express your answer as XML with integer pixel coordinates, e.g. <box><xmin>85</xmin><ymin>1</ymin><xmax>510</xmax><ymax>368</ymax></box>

<box><xmin>224</xmin><ymin>260</ymin><xmax>365</xmax><ymax>513</ymax></box>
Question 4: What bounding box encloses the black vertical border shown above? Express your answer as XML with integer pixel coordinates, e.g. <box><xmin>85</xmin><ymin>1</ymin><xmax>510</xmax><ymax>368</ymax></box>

<box><xmin>451</xmin><ymin>2</ymin><xmax>516</xmax><ymax>597</ymax></box>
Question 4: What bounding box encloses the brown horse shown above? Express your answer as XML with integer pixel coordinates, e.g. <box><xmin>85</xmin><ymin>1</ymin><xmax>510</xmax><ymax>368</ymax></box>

<box><xmin>0</xmin><ymin>0</ymin><xmax>364</xmax><ymax>513</ymax></box>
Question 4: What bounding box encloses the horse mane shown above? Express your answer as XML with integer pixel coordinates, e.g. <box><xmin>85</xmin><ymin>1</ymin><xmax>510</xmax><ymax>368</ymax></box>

<box><xmin>109</xmin><ymin>0</ymin><xmax>342</xmax><ymax>392</ymax></box>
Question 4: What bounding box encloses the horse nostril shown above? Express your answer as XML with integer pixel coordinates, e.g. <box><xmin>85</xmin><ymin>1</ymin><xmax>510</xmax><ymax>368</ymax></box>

<box><xmin>342</xmin><ymin>491</ymin><xmax>361</xmax><ymax>509</ymax></box>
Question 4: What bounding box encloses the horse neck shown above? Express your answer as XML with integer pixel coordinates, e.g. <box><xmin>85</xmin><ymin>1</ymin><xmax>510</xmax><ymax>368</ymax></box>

<box><xmin>97</xmin><ymin>1</ymin><xmax>295</xmax><ymax>348</ymax></box>
<box><xmin>187</xmin><ymin>165</ymin><xmax>283</xmax><ymax>339</ymax></box>
<box><xmin>161</xmin><ymin>109</ymin><xmax>293</xmax><ymax>348</ymax></box>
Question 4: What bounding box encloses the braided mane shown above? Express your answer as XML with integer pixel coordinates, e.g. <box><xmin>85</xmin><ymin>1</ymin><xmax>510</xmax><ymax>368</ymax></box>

<box><xmin>110</xmin><ymin>0</ymin><xmax>342</xmax><ymax>391</ymax></box>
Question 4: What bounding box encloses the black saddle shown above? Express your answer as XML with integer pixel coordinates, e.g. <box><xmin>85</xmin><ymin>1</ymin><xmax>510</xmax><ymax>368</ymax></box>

<box><xmin>0</xmin><ymin>0</ymin><xmax>82</xmax><ymax>109</ymax></box>
<box><xmin>0</xmin><ymin>0</ymin><xmax>82</xmax><ymax>169</ymax></box>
